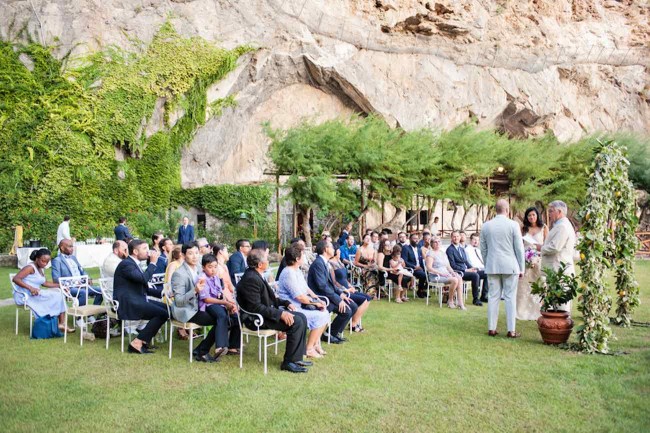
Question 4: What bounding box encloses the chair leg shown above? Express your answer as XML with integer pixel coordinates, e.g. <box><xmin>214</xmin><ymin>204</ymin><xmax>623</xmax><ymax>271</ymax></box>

<box><xmin>275</xmin><ymin>334</ymin><xmax>279</xmax><ymax>355</ymax></box>
<box><xmin>15</xmin><ymin>309</ymin><xmax>18</xmax><ymax>335</ymax></box>
<box><xmin>239</xmin><ymin>333</ymin><xmax>244</xmax><ymax>369</ymax></box>
<box><xmin>80</xmin><ymin>317</ymin><xmax>84</xmax><ymax>346</ymax></box>
<box><xmin>64</xmin><ymin>312</ymin><xmax>68</xmax><ymax>344</ymax></box>
<box><xmin>30</xmin><ymin>311</ymin><xmax>33</xmax><ymax>335</ymax></box>
<box><xmin>105</xmin><ymin>317</ymin><xmax>109</xmax><ymax>350</ymax></box>
<box><xmin>189</xmin><ymin>329</ymin><xmax>193</xmax><ymax>363</ymax></box>
<box><xmin>258</xmin><ymin>337</ymin><xmax>262</xmax><ymax>362</ymax></box>
<box><xmin>168</xmin><ymin>324</ymin><xmax>174</xmax><ymax>360</ymax></box>
<box><xmin>121</xmin><ymin>321</ymin><xmax>125</xmax><ymax>353</ymax></box>
<box><xmin>263</xmin><ymin>336</ymin><xmax>268</xmax><ymax>375</ymax></box>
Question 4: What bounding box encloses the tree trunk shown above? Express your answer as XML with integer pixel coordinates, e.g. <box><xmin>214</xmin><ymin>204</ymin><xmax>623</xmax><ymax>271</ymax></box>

<box><xmin>401</xmin><ymin>200</ymin><xmax>426</xmax><ymax>230</ymax></box>
<box><xmin>450</xmin><ymin>203</ymin><xmax>459</xmax><ymax>231</ymax></box>
<box><xmin>300</xmin><ymin>207</ymin><xmax>312</xmax><ymax>247</ymax></box>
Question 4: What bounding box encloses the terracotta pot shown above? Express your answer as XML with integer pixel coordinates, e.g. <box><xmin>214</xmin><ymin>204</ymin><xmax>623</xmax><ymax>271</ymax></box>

<box><xmin>536</xmin><ymin>310</ymin><xmax>574</xmax><ymax>345</ymax></box>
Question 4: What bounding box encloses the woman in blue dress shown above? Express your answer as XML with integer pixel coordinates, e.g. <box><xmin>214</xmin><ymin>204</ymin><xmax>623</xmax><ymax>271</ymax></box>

<box><xmin>277</xmin><ymin>245</ymin><xmax>330</xmax><ymax>359</ymax></box>
<box><xmin>12</xmin><ymin>249</ymin><xmax>70</xmax><ymax>332</ymax></box>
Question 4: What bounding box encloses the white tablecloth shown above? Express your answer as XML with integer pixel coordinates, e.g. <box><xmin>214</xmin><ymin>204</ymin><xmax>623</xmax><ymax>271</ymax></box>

<box><xmin>16</xmin><ymin>248</ymin><xmax>51</xmax><ymax>269</ymax></box>
<box><xmin>16</xmin><ymin>244</ymin><xmax>112</xmax><ymax>269</ymax></box>
<box><xmin>73</xmin><ymin>244</ymin><xmax>113</xmax><ymax>268</ymax></box>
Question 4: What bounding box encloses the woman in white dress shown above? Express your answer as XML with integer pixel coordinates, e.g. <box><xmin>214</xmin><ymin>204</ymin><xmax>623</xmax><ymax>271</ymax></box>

<box><xmin>516</xmin><ymin>207</ymin><xmax>549</xmax><ymax>320</ymax></box>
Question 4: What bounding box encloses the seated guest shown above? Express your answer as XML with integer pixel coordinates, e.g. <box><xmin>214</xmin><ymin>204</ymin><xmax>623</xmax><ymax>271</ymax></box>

<box><xmin>370</xmin><ymin>231</ymin><xmax>380</xmax><ymax>250</ymax></box>
<box><xmin>446</xmin><ymin>230</ymin><xmax>488</xmax><ymax>306</ymax></box>
<box><xmin>464</xmin><ymin>233</ymin><xmax>485</xmax><ymax>271</ymax></box>
<box><xmin>276</xmin><ymin>238</ymin><xmax>304</xmax><ymax>280</ymax></box>
<box><xmin>102</xmin><ymin>240</ymin><xmax>129</xmax><ymax>279</ymax></box>
<box><xmin>337</xmin><ymin>222</ymin><xmax>353</xmax><ymax>246</ymax></box>
<box><xmin>114</xmin><ymin>217</ymin><xmax>133</xmax><ymax>241</ymax></box>
<box><xmin>277</xmin><ymin>245</ymin><xmax>329</xmax><ymax>358</ymax></box>
<box><xmin>155</xmin><ymin>238</ymin><xmax>173</xmax><ymax>275</ymax></box>
<box><xmin>426</xmin><ymin>238</ymin><xmax>465</xmax><ymax>310</ymax></box>
<box><xmin>459</xmin><ymin>231</ymin><xmax>467</xmax><ymax>248</ymax></box>
<box><xmin>171</xmin><ymin>244</ymin><xmax>231</xmax><ymax>362</ymax></box>
<box><xmin>330</xmin><ymin>245</ymin><xmax>371</xmax><ymax>331</ymax></box>
<box><xmin>196</xmin><ymin>238</ymin><xmax>211</xmax><ymax>257</ymax></box>
<box><xmin>212</xmin><ymin>243</ymin><xmax>236</xmax><ymax>295</ymax></box>
<box><xmin>401</xmin><ymin>233</ymin><xmax>427</xmax><ymax>298</ymax></box>
<box><xmin>380</xmin><ymin>230</ymin><xmax>390</xmax><ymax>242</ymax></box>
<box><xmin>227</xmin><ymin>238</ymin><xmax>251</xmax><ymax>284</ymax></box>
<box><xmin>164</xmin><ymin>245</ymin><xmax>183</xmax><ymax>283</ymax></box>
<box><xmin>151</xmin><ymin>233</ymin><xmax>163</xmax><ymax>252</ymax></box>
<box><xmin>386</xmin><ymin>244</ymin><xmax>414</xmax><ymax>303</ymax></box>
<box><xmin>397</xmin><ymin>231</ymin><xmax>408</xmax><ymax>247</ymax></box>
<box><xmin>51</xmin><ymin>239</ymin><xmax>102</xmax><ymax>306</ymax></box>
<box><xmin>418</xmin><ymin>230</ymin><xmax>432</xmax><ymax>249</ymax></box>
<box><xmin>252</xmin><ymin>240</ymin><xmax>270</xmax><ymax>253</ymax></box>
<box><xmin>308</xmin><ymin>240</ymin><xmax>356</xmax><ymax>344</ymax></box>
<box><xmin>237</xmin><ymin>249</ymin><xmax>311</xmax><ymax>373</ymax></box>
<box><xmin>13</xmin><ymin>248</ymin><xmax>69</xmax><ymax>333</ymax></box>
<box><xmin>354</xmin><ymin>234</ymin><xmax>379</xmax><ymax>296</ymax></box>
<box><xmin>339</xmin><ymin>235</ymin><xmax>357</xmax><ymax>266</ymax></box>
<box><xmin>113</xmin><ymin>239</ymin><xmax>169</xmax><ymax>354</ymax></box>
<box><xmin>198</xmin><ymin>254</ymin><xmax>241</xmax><ymax>355</ymax></box>
<box><xmin>101</xmin><ymin>240</ymin><xmax>129</xmax><ymax>293</ymax></box>
<box><xmin>177</xmin><ymin>216</ymin><xmax>194</xmax><ymax>244</ymax></box>
<box><xmin>431</xmin><ymin>216</ymin><xmax>440</xmax><ymax>236</ymax></box>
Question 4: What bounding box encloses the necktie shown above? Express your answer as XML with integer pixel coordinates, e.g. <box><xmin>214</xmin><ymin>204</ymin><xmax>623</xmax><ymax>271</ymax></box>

<box><xmin>475</xmin><ymin>249</ymin><xmax>484</xmax><ymax>265</ymax></box>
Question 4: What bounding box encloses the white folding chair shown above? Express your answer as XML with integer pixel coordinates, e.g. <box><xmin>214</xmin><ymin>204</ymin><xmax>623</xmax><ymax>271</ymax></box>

<box><xmin>378</xmin><ymin>271</ymin><xmax>394</xmax><ymax>302</ymax></box>
<box><xmin>163</xmin><ymin>287</ymin><xmax>205</xmax><ymax>363</ymax></box>
<box><xmin>423</xmin><ymin>269</ymin><xmax>451</xmax><ymax>307</ymax></box>
<box><xmin>10</xmin><ymin>273</ymin><xmax>34</xmax><ymax>336</ymax></box>
<box><xmin>235</xmin><ymin>301</ymin><xmax>285</xmax><ymax>375</ymax></box>
<box><xmin>58</xmin><ymin>275</ymin><xmax>107</xmax><ymax>345</ymax></box>
<box><xmin>98</xmin><ymin>277</ymin><xmax>120</xmax><ymax>350</ymax></box>
<box><xmin>234</xmin><ymin>273</ymin><xmax>244</xmax><ymax>285</ymax></box>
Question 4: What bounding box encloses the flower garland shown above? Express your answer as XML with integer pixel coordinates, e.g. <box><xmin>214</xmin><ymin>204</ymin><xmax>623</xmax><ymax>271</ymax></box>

<box><xmin>576</xmin><ymin>140</ymin><xmax>639</xmax><ymax>354</ymax></box>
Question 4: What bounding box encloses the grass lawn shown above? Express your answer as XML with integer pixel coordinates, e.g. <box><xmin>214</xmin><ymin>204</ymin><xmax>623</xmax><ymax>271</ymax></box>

<box><xmin>0</xmin><ymin>262</ymin><xmax>648</xmax><ymax>432</ymax></box>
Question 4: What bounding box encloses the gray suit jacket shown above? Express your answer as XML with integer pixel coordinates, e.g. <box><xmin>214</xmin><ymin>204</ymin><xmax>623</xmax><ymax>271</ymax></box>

<box><xmin>480</xmin><ymin>214</ymin><xmax>525</xmax><ymax>275</ymax></box>
<box><xmin>541</xmin><ymin>217</ymin><xmax>576</xmax><ymax>275</ymax></box>
<box><xmin>171</xmin><ymin>262</ymin><xmax>200</xmax><ymax>323</ymax></box>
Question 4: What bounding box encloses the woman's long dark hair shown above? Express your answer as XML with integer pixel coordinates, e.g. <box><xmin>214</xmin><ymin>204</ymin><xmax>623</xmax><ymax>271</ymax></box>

<box><xmin>523</xmin><ymin>207</ymin><xmax>545</xmax><ymax>234</ymax></box>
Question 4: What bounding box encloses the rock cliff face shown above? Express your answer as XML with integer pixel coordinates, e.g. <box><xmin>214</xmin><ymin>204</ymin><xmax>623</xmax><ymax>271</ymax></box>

<box><xmin>2</xmin><ymin>0</ymin><xmax>649</xmax><ymax>186</ymax></box>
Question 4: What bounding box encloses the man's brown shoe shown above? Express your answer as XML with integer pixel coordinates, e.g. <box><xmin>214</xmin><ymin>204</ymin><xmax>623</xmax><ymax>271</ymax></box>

<box><xmin>506</xmin><ymin>331</ymin><xmax>521</xmax><ymax>338</ymax></box>
<box><xmin>488</xmin><ymin>330</ymin><xmax>498</xmax><ymax>337</ymax></box>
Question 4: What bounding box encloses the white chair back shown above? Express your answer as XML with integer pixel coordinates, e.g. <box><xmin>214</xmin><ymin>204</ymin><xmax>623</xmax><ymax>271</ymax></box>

<box><xmin>98</xmin><ymin>278</ymin><xmax>117</xmax><ymax>310</ymax></box>
<box><xmin>58</xmin><ymin>275</ymin><xmax>91</xmax><ymax>307</ymax></box>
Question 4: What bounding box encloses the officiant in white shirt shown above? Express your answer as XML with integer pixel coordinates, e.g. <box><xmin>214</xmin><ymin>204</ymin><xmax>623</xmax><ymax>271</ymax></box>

<box><xmin>464</xmin><ymin>233</ymin><xmax>485</xmax><ymax>271</ymax></box>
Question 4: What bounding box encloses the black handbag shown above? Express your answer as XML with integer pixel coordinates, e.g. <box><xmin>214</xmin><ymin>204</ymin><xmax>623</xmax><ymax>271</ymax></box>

<box><xmin>301</xmin><ymin>303</ymin><xmax>319</xmax><ymax>311</ymax></box>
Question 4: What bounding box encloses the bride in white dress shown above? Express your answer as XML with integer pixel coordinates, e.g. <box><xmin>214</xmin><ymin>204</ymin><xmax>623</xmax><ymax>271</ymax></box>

<box><xmin>516</xmin><ymin>207</ymin><xmax>549</xmax><ymax>320</ymax></box>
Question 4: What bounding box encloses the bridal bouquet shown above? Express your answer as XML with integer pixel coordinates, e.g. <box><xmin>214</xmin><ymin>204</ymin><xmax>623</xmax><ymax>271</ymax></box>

<box><xmin>525</xmin><ymin>247</ymin><xmax>540</xmax><ymax>269</ymax></box>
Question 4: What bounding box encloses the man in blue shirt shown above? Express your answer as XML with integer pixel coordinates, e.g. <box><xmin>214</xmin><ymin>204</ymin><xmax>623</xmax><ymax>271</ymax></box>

<box><xmin>340</xmin><ymin>235</ymin><xmax>357</xmax><ymax>265</ymax></box>
<box><xmin>51</xmin><ymin>239</ymin><xmax>103</xmax><ymax>306</ymax></box>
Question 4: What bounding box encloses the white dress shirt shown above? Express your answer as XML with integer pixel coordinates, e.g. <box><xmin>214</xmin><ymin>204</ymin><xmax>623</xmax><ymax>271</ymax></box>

<box><xmin>56</xmin><ymin>221</ymin><xmax>71</xmax><ymax>245</ymax></box>
<box><xmin>465</xmin><ymin>245</ymin><xmax>485</xmax><ymax>270</ymax></box>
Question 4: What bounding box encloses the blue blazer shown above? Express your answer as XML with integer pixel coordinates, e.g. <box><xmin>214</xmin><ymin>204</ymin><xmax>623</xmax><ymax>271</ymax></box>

<box><xmin>401</xmin><ymin>244</ymin><xmax>423</xmax><ymax>269</ymax></box>
<box><xmin>227</xmin><ymin>252</ymin><xmax>247</xmax><ymax>284</ymax></box>
<box><xmin>177</xmin><ymin>224</ymin><xmax>195</xmax><ymax>245</ymax></box>
<box><xmin>51</xmin><ymin>254</ymin><xmax>86</xmax><ymax>283</ymax></box>
<box><xmin>113</xmin><ymin>257</ymin><xmax>161</xmax><ymax>320</ymax></box>
<box><xmin>446</xmin><ymin>245</ymin><xmax>472</xmax><ymax>273</ymax></box>
<box><xmin>307</xmin><ymin>256</ymin><xmax>344</xmax><ymax>306</ymax></box>
<box><xmin>114</xmin><ymin>224</ymin><xmax>132</xmax><ymax>241</ymax></box>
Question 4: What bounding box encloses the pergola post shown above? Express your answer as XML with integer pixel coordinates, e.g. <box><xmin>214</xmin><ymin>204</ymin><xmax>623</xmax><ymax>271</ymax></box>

<box><xmin>276</xmin><ymin>174</ymin><xmax>281</xmax><ymax>254</ymax></box>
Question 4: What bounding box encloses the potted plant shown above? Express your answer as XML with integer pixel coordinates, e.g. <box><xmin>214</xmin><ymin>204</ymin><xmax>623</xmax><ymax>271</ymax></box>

<box><xmin>530</xmin><ymin>262</ymin><xmax>578</xmax><ymax>345</ymax></box>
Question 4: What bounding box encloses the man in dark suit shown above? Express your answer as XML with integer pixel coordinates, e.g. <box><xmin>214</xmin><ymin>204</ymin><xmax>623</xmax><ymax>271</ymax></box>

<box><xmin>177</xmin><ymin>216</ymin><xmax>195</xmax><ymax>245</ymax></box>
<box><xmin>227</xmin><ymin>238</ymin><xmax>250</xmax><ymax>283</ymax></box>
<box><xmin>114</xmin><ymin>217</ymin><xmax>133</xmax><ymax>241</ymax></box>
<box><xmin>307</xmin><ymin>240</ymin><xmax>356</xmax><ymax>343</ymax></box>
<box><xmin>401</xmin><ymin>233</ymin><xmax>427</xmax><ymax>298</ymax></box>
<box><xmin>236</xmin><ymin>249</ymin><xmax>310</xmax><ymax>373</ymax></box>
<box><xmin>446</xmin><ymin>230</ymin><xmax>488</xmax><ymax>306</ymax></box>
<box><xmin>113</xmin><ymin>239</ymin><xmax>169</xmax><ymax>354</ymax></box>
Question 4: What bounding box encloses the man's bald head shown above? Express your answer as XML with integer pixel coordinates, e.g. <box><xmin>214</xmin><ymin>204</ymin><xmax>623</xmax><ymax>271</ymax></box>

<box><xmin>495</xmin><ymin>199</ymin><xmax>509</xmax><ymax>215</ymax></box>
<box><xmin>59</xmin><ymin>238</ymin><xmax>74</xmax><ymax>255</ymax></box>
<box><xmin>112</xmin><ymin>240</ymin><xmax>129</xmax><ymax>259</ymax></box>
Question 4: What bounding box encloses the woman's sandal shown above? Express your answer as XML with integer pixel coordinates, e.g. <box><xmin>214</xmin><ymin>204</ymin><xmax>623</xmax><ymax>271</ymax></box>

<box><xmin>315</xmin><ymin>345</ymin><xmax>327</xmax><ymax>355</ymax></box>
<box><xmin>352</xmin><ymin>324</ymin><xmax>366</xmax><ymax>333</ymax></box>
<box><xmin>58</xmin><ymin>326</ymin><xmax>75</xmax><ymax>333</ymax></box>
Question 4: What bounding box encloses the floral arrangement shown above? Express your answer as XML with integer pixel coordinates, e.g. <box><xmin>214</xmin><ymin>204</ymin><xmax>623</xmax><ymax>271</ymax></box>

<box><xmin>524</xmin><ymin>247</ymin><xmax>540</xmax><ymax>269</ymax></box>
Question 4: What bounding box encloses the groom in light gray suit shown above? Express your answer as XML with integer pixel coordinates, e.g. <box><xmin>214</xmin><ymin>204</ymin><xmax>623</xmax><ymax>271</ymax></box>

<box><xmin>480</xmin><ymin>199</ymin><xmax>525</xmax><ymax>338</ymax></box>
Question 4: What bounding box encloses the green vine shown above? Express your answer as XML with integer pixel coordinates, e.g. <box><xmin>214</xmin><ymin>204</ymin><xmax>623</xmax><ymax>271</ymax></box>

<box><xmin>0</xmin><ymin>23</ymin><xmax>253</xmax><ymax>249</ymax></box>
<box><xmin>175</xmin><ymin>184</ymin><xmax>272</xmax><ymax>223</ymax></box>
<box><xmin>576</xmin><ymin>140</ymin><xmax>639</xmax><ymax>354</ymax></box>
